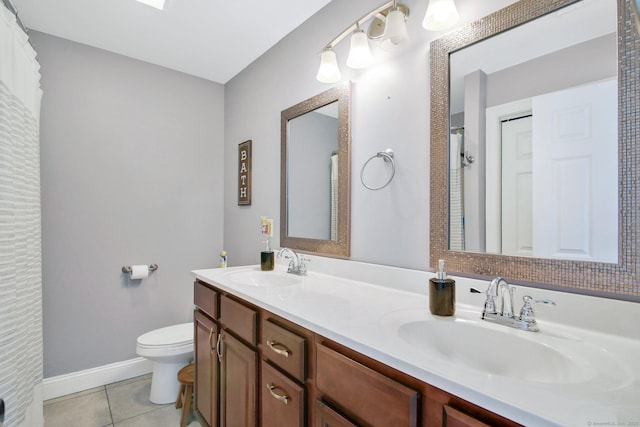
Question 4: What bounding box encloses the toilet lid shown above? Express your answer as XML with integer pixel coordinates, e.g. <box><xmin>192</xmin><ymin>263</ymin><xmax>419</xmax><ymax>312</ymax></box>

<box><xmin>137</xmin><ymin>322</ymin><xmax>193</xmax><ymax>347</ymax></box>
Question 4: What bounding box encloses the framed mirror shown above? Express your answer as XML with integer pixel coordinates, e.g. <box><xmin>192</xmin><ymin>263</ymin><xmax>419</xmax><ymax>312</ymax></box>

<box><xmin>430</xmin><ymin>0</ymin><xmax>639</xmax><ymax>298</ymax></box>
<box><xmin>281</xmin><ymin>83</ymin><xmax>351</xmax><ymax>257</ymax></box>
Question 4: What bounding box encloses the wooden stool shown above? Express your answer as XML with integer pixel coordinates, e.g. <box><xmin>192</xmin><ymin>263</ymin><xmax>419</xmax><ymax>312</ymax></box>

<box><xmin>176</xmin><ymin>363</ymin><xmax>195</xmax><ymax>427</ymax></box>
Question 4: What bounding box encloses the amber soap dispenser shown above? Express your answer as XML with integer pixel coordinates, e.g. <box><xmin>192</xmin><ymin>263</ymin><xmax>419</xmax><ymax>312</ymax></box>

<box><xmin>429</xmin><ymin>259</ymin><xmax>455</xmax><ymax>316</ymax></box>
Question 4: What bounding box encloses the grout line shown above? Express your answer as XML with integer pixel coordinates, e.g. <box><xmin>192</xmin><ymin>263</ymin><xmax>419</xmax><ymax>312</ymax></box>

<box><xmin>104</xmin><ymin>384</ymin><xmax>114</xmax><ymax>426</ymax></box>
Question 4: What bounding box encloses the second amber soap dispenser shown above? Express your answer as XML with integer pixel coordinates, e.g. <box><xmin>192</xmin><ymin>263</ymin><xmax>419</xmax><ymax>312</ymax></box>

<box><xmin>429</xmin><ymin>259</ymin><xmax>455</xmax><ymax>316</ymax></box>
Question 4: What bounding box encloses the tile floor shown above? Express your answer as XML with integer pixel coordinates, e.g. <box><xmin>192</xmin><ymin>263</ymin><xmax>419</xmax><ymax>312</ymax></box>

<box><xmin>44</xmin><ymin>374</ymin><xmax>201</xmax><ymax>427</ymax></box>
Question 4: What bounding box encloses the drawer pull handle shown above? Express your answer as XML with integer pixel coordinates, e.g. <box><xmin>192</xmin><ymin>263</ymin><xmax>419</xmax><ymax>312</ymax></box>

<box><xmin>267</xmin><ymin>384</ymin><xmax>289</xmax><ymax>404</ymax></box>
<box><xmin>267</xmin><ymin>340</ymin><xmax>291</xmax><ymax>357</ymax></box>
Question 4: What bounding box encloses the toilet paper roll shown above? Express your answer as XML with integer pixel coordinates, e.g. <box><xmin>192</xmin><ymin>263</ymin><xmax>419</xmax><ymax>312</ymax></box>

<box><xmin>130</xmin><ymin>265</ymin><xmax>149</xmax><ymax>280</ymax></box>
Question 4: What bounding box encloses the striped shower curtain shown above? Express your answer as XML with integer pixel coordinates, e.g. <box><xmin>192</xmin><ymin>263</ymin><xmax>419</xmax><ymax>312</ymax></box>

<box><xmin>0</xmin><ymin>3</ymin><xmax>44</xmax><ymax>426</ymax></box>
<box><xmin>330</xmin><ymin>151</ymin><xmax>338</xmax><ymax>241</ymax></box>
<box><xmin>449</xmin><ymin>133</ymin><xmax>464</xmax><ymax>251</ymax></box>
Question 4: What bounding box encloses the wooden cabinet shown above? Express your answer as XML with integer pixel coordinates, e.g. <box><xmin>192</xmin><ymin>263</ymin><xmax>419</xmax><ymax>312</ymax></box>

<box><xmin>194</xmin><ymin>282</ymin><xmax>258</xmax><ymax>427</ymax></box>
<box><xmin>194</xmin><ymin>279</ymin><xmax>520</xmax><ymax>427</ymax></box>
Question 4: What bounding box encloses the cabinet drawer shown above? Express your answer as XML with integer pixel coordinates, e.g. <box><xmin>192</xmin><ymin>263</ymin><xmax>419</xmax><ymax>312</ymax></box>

<box><xmin>262</xmin><ymin>320</ymin><xmax>306</xmax><ymax>383</ymax></box>
<box><xmin>194</xmin><ymin>281</ymin><xmax>218</xmax><ymax>319</ymax></box>
<box><xmin>443</xmin><ymin>405</ymin><xmax>492</xmax><ymax>427</ymax></box>
<box><xmin>313</xmin><ymin>399</ymin><xmax>357</xmax><ymax>427</ymax></box>
<box><xmin>316</xmin><ymin>344</ymin><xmax>419</xmax><ymax>427</ymax></box>
<box><xmin>220</xmin><ymin>295</ymin><xmax>257</xmax><ymax>346</ymax></box>
<box><xmin>261</xmin><ymin>361</ymin><xmax>305</xmax><ymax>427</ymax></box>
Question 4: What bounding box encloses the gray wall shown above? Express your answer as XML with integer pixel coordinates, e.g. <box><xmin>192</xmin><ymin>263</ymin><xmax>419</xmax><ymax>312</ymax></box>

<box><xmin>223</xmin><ymin>0</ymin><xmax>514</xmax><ymax>270</ymax></box>
<box><xmin>34</xmin><ymin>32</ymin><xmax>225</xmax><ymax>377</ymax></box>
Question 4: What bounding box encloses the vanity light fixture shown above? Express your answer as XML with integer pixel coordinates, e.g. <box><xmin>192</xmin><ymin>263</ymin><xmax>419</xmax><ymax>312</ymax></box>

<box><xmin>135</xmin><ymin>0</ymin><xmax>165</xmax><ymax>10</ymax></box>
<box><xmin>422</xmin><ymin>0</ymin><xmax>459</xmax><ymax>31</ymax></box>
<box><xmin>316</xmin><ymin>0</ymin><xmax>410</xmax><ymax>83</ymax></box>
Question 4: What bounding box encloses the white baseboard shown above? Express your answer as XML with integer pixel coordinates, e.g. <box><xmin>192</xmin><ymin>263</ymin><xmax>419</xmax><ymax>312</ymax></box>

<box><xmin>42</xmin><ymin>357</ymin><xmax>153</xmax><ymax>401</ymax></box>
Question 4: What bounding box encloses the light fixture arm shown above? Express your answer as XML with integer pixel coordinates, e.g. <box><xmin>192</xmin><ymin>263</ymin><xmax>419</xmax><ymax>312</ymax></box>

<box><xmin>321</xmin><ymin>0</ymin><xmax>409</xmax><ymax>50</ymax></box>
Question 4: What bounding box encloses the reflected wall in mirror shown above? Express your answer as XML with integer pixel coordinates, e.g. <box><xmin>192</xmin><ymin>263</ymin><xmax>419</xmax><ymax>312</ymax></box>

<box><xmin>281</xmin><ymin>83</ymin><xmax>351</xmax><ymax>257</ymax></box>
<box><xmin>449</xmin><ymin>0</ymin><xmax>618</xmax><ymax>263</ymax></box>
<box><xmin>430</xmin><ymin>0</ymin><xmax>639</xmax><ymax>298</ymax></box>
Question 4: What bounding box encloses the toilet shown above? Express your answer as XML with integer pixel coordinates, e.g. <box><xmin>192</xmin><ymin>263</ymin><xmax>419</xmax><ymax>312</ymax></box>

<box><xmin>136</xmin><ymin>322</ymin><xmax>194</xmax><ymax>404</ymax></box>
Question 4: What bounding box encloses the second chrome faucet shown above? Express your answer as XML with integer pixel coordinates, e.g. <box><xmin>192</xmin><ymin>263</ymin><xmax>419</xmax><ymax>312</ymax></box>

<box><xmin>478</xmin><ymin>277</ymin><xmax>555</xmax><ymax>332</ymax></box>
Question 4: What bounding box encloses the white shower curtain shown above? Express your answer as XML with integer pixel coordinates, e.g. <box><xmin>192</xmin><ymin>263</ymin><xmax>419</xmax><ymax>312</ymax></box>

<box><xmin>0</xmin><ymin>3</ymin><xmax>44</xmax><ymax>427</ymax></box>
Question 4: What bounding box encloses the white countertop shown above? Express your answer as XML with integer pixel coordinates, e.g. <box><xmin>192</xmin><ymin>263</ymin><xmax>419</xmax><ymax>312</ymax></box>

<box><xmin>193</xmin><ymin>256</ymin><xmax>640</xmax><ymax>427</ymax></box>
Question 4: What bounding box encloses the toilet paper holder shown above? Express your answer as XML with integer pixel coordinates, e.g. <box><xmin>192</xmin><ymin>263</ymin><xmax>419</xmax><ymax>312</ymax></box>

<box><xmin>122</xmin><ymin>264</ymin><xmax>158</xmax><ymax>274</ymax></box>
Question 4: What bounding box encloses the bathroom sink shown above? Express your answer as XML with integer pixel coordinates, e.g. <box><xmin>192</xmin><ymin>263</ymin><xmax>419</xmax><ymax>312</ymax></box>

<box><xmin>397</xmin><ymin>318</ymin><xmax>595</xmax><ymax>383</ymax></box>
<box><xmin>224</xmin><ymin>268</ymin><xmax>302</xmax><ymax>288</ymax></box>
<box><xmin>379</xmin><ymin>308</ymin><xmax>628</xmax><ymax>385</ymax></box>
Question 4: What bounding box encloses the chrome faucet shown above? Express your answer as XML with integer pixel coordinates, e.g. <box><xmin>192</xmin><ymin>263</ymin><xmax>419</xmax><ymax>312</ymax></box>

<box><xmin>477</xmin><ymin>277</ymin><xmax>555</xmax><ymax>332</ymax></box>
<box><xmin>277</xmin><ymin>247</ymin><xmax>309</xmax><ymax>276</ymax></box>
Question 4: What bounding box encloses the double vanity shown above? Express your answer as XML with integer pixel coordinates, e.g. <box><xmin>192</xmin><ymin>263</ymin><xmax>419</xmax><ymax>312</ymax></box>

<box><xmin>192</xmin><ymin>255</ymin><xmax>640</xmax><ymax>427</ymax></box>
<box><xmin>190</xmin><ymin>0</ymin><xmax>640</xmax><ymax>424</ymax></box>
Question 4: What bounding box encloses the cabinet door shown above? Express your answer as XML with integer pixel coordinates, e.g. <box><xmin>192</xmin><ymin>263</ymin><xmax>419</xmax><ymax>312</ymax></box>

<box><xmin>261</xmin><ymin>361</ymin><xmax>305</xmax><ymax>427</ymax></box>
<box><xmin>220</xmin><ymin>331</ymin><xmax>257</xmax><ymax>427</ymax></box>
<box><xmin>313</xmin><ymin>400</ymin><xmax>358</xmax><ymax>427</ymax></box>
<box><xmin>195</xmin><ymin>311</ymin><xmax>218</xmax><ymax>427</ymax></box>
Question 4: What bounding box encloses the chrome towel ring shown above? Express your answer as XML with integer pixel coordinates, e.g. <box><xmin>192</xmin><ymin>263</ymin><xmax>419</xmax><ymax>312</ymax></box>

<box><xmin>360</xmin><ymin>149</ymin><xmax>395</xmax><ymax>190</ymax></box>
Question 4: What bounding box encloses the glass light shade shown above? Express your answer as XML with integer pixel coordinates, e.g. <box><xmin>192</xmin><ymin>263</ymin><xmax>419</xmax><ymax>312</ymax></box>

<box><xmin>346</xmin><ymin>30</ymin><xmax>374</xmax><ymax>69</ymax></box>
<box><xmin>382</xmin><ymin>8</ymin><xmax>409</xmax><ymax>46</ymax></box>
<box><xmin>136</xmin><ymin>0</ymin><xmax>165</xmax><ymax>10</ymax></box>
<box><xmin>422</xmin><ymin>0</ymin><xmax>459</xmax><ymax>31</ymax></box>
<box><xmin>316</xmin><ymin>49</ymin><xmax>342</xmax><ymax>83</ymax></box>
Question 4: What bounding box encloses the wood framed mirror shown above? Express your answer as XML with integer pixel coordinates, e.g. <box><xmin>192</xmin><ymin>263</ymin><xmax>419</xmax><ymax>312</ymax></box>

<box><xmin>280</xmin><ymin>83</ymin><xmax>351</xmax><ymax>257</ymax></box>
<box><xmin>429</xmin><ymin>0</ymin><xmax>639</xmax><ymax>298</ymax></box>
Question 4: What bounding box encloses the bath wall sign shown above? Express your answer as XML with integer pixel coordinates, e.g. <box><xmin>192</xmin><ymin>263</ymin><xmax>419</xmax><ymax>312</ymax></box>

<box><xmin>238</xmin><ymin>140</ymin><xmax>252</xmax><ymax>205</ymax></box>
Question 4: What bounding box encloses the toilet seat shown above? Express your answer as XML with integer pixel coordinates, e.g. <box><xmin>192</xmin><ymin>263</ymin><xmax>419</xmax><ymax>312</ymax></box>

<box><xmin>136</xmin><ymin>323</ymin><xmax>194</xmax><ymax>357</ymax></box>
<box><xmin>137</xmin><ymin>323</ymin><xmax>193</xmax><ymax>347</ymax></box>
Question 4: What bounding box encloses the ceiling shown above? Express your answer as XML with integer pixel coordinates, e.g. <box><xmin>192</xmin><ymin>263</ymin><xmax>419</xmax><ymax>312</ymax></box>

<box><xmin>11</xmin><ymin>0</ymin><xmax>334</xmax><ymax>84</ymax></box>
